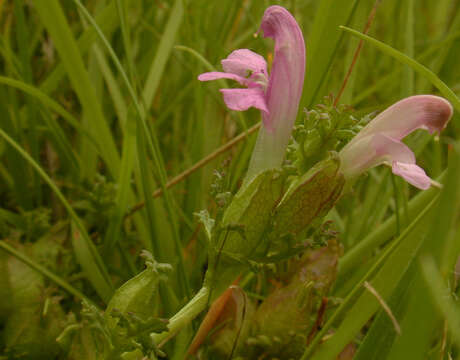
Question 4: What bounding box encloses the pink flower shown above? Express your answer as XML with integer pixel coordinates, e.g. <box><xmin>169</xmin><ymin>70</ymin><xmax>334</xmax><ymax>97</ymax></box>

<box><xmin>339</xmin><ymin>95</ymin><xmax>453</xmax><ymax>189</ymax></box>
<box><xmin>198</xmin><ymin>49</ymin><xmax>269</xmax><ymax>115</ymax></box>
<box><xmin>199</xmin><ymin>6</ymin><xmax>306</xmax><ymax>180</ymax></box>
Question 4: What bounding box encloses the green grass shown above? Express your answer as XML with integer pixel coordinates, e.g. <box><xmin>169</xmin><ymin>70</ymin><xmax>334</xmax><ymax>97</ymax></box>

<box><xmin>0</xmin><ymin>0</ymin><xmax>459</xmax><ymax>359</ymax></box>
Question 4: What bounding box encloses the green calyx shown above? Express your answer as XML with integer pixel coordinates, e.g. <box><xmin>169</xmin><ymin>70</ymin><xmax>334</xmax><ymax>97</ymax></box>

<box><xmin>206</xmin><ymin>154</ymin><xmax>345</xmax><ymax>270</ymax></box>
<box><xmin>58</xmin><ymin>253</ymin><xmax>171</xmax><ymax>359</ymax></box>
<box><xmin>288</xmin><ymin>96</ymin><xmax>369</xmax><ymax>174</ymax></box>
<box><xmin>271</xmin><ymin>154</ymin><xmax>345</xmax><ymax>241</ymax></box>
<box><xmin>105</xmin><ymin>251</ymin><xmax>172</xmax><ymax>326</ymax></box>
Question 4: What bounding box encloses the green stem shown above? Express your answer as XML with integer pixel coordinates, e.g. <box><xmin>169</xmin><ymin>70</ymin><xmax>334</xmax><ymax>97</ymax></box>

<box><xmin>152</xmin><ymin>286</ymin><xmax>210</xmax><ymax>346</ymax></box>
<box><xmin>245</xmin><ymin>124</ymin><xmax>289</xmax><ymax>183</ymax></box>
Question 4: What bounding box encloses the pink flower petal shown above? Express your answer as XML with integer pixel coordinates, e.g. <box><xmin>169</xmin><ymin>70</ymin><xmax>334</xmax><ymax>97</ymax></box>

<box><xmin>220</xmin><ymin>88</ymin><xmax>269</xmax><ymax>113</ymax></box>
<box><xmin>392</xmin><ymin>161</ymin><xmax>431</xmax><ymax>190</ymax></box>
<box><xmin>339</xmin><ymin>133</ymin><xmax>416</xmax><ymax>179</ymax></box>
<box><xmin>339</xmin><ymin>95</ymin><xmax>452</xmax><ymax>190</ymax></box>
<box><xmin>221</xmin><ymin>49</ymin><xmax>268</xmax><ymax>77</ymax></box>
<box><xmin>260</xmin><ymin>5</ymin><xmax>305</xmax><ymax>133</ymax></box>
<box><xmin>357</xmin><ymin>95</ymin><xmax>453</xmax><ymax>141</ymax></box>
<box><xmin>198</xmin><ymin>71</ymin><xmax>248</xmax><ymax>86</ymax></box>
<box><xmin>372</xmin><ymin>133</ymin><xmax>416</xmax><ymax>164</ymax></box>
<box><xmin>244</xmin><ymin>5</ymin><xmax>306</xmax><ymax>180</ymax></box>
<box><xmin>196</xmin><ymin>6</ymin><xmax>306</xmax><ymax>181</ymax></box>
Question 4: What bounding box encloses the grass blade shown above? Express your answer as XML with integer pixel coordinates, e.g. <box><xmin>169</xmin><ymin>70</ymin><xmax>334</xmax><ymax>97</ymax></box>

<box><xmin>0</xmin><ymin>240</ymin><xmax>97</xmax><ymax>307</ymax></box>
<box><xmin>304</xmin><ymin>196</ymin><xmax>438</xmax><ymax>360</ymax></box>
<box><xmin>340</xmin><ymin>26</ymin><xmax>460</xmax><ymax>114</ymax></box>
<box><xmin>0</xmin><ymin>127</ymin><xmax>113</xmax><ymax>302</ymax></box>
<box><xmin>302</xmin><ymin>0</ymin><xmax>359</xmax><ymax>108</ymax></box>
<box><xmin>33</xmin><ymin>0</ymin><xmax>120</xmax><ymax>176</ymax></box>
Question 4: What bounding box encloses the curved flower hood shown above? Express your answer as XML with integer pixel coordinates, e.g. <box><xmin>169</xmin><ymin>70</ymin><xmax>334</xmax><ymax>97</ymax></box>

<box><xmin>199</xmin><ymin>6</ymin><xmax>306</xmax><ymax>181</ymax></box>
<box><xmin>339</xmin><ymin>95</ymin><xmax>453</xmax><ymax>189</ymax></box>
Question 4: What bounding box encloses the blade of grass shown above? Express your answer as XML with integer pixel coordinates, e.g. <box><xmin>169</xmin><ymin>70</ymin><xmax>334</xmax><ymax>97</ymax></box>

<box><xmin>142</xmin><ymin>0</ymin><xmax>185</xmax><ymax>108</ymax></box>
<box><xmin>125</xmin><ymin>122</ymin><xmax>260</xmax><ymax>217</ymax></box>
<box><xmin>304</xmin><ymin>196</ymin><xmax>439</xmax><ymax>360</ymax></box>
<box><xmin>39</xmin><ymin>0</ymin><xmax>122</xmax><ymax>94</ymax></box>
<box><xmin>384</xmin><ymin>142</ymin><xmax>460</xmax><ymax>359</ymax></box>
<box><xmin>351</xmin><ymin>28</ymin><xmax>460</xmax><ymax>106</ymax></box>
<box><xmin>71</xmin><ymin>0</ymin><xmax>190</xmax><ymax>297</ymax></box>
<box><xmin>340</xmin><ymin>26</ymin><xmax>460</xmax><ymax>114</ymax></box>
<box><xmin>0</xmin><ymin>240</ymin><xmax>97</xmax><ymax>308</ymax></box>
<box><xmin>335</xmin><ymin>0</ymin><xmax>379</xmax><ymax>105</ymax></box>
<box><xmin>103</xmin><ymin>117</ymin><xmax>137</xmax><ymax>253</ymax></box>
<box><xmin>421</xmin><ymin>256</ymin><xmax>460</xmax><ymax>347</ymax></box>
<box><xmin>14</xmin><ymin>0</ymin><xmax>41</xmax><ymax>204</ymax></box>
<box><xmin>115</xmin><ymin>0</ymin><xmax>189</xmax><ymax>297</ymax></box>
<box><xmin>338</xmin><ymin>175</ymin><xmax>443</xmax><ymax>279</ymax></box>
<box><xmin>34</xmin><ymin>0</ymin><xmax>120</xmax><ymax>176</ymax></box>
<box><xmin>0</xmin><ymin>127</ymin><xmax>113</xmax><ymax>302</ymax></box>
<box><xmin>353</xmin><ymin>263</ymin><xmax>416</xmax><ymax>360</ymax></box>
<box><xmin>420</xmin><ymin>5</ymin><xmax>460</xmax><ymax>92</ymax></box>
<box><xmin>0</xmin><ymin>87</ymin><xmax>30</xmax><ymax>208</ymax></box>
<box><xmin>302</xmin><ymin>0</ymin><xmax>360</xmax><ymax>108</ymax></box>
<box><xmin>0</xmin><ymin>76</ymin><xmax>99</xmax><ymax>149</ymax></box>
<box><xmin>400</xmin><ymin>0</ymin><xmax>414</xmax><ymax>96</ymax></box>
<box><xmin>39</xmin><ymin>109</ymin><xmax>81</xmax><ymax>175</ymax></box>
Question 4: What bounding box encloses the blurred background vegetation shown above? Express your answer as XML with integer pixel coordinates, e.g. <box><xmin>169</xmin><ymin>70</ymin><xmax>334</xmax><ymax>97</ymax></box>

<box><xmin>0</xmin><ymin>0</ymin><xmax>459</xmax><ymax>359</ymax></box>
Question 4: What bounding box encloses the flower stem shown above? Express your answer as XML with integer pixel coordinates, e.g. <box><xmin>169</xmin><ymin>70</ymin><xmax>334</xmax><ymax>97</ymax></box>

<box><xmin>152</xmin><ymin>286</ymin><xmax>210</xmax><ymax>347</ymax></box>
<box><xmin>245</xmin><ymin>125</ymin><xmax>288</xmax><ymax>182</ymax></box>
